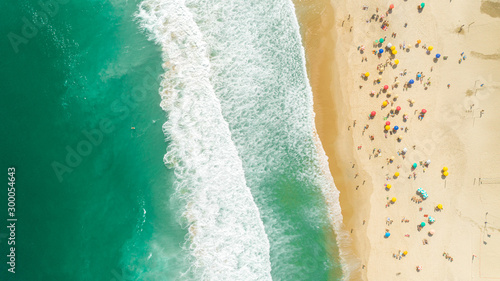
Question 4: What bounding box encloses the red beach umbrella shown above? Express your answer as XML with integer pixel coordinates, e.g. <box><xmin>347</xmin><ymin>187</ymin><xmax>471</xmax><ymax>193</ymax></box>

<box><xmin>386</xmin><ymin>121</ymin><xmax>391</xmax><ymax>125</ymax></box>
<box><xmin>421</xmin><ymin>109</ymin><xmax>427</xmax><ymax>114</ymax></box>
<box><xmin>371</xmin><ymin>111</ymin><xmax>376</xmax><ymax>117</ymax></box>
<box><xmin>384</xmin><ymin>85</ymin><xmax>389</xmax><ymax>90</ymax></box>
<box><xmin>396</xmin><ymin>106</ymin><xmax>401</xmax><ymax>111</ymax></box>
<box><xmin>389</xmin><ymin>4</ymin><xmax>395</xmax><ymax>9</ymax></box>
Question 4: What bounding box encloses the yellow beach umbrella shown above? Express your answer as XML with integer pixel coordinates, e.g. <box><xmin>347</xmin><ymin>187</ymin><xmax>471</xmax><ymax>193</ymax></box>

<box><xmin>382</xmin><ymin>100</ymin><xmax>388</xmax><ymax>107</ymax></box>
<box><xmin>365</xmin><ymin>72</ymin><xmax>370</xmax><ymax>77</ymax></box>
<box><xmin>390</xmin><ymin>46</ymin><xmax>396</xmax><ymax>51</ymax></box>
<box><xmin>443</xmin><ymin>171</ymin><xmax>449</xmax><ymax>176</ymax></box>
<box><xmin>392</xmin><ymin>50</ymin><xmax>398</xmax><ymax>55</ymax></box>
<box><xmin>428</xmin><ymin>46</ymin><xmax>434</xmax><ymax>51</ymax></box>
<box><xmin>417</xmin><ymin>40</ymin><xmax>421</xmax><ymax>44</ymax></box>
<box><xmin>386</xmin><ymin>184</ymin><xmax>392</xmax><ymax>189</ymax></box>
<box><xmin>437</xmin><ymin>204</ymin><xmax>443</xmax><ymax>210</ymax></box>
<box><xmin>442</xmin><ymin>166</ymin><xmax>448</xmax><ymax>171</ymax></box>
<box><xmin>391</xmin><ymin>197</ymin><xmax>397</xmax><ymax>203</ymax></box>
<box><xmin>385</xmin><ymin>125</ymin><xmax>391</xmax><ymax>131</ymax></box>
<box><xmin>394</xmin><ymin>172</ymin><xmax>400</xmax><ymax>177</ymax></box>
<box><xmin>394</xmin><ymin>59</ymin><xmax>399</xmax><ymax>64</ymax></box>
<box><xmin>403</xmin><ymin>251</ymin><xmax>408</xmax><ymax>256</ymax></box>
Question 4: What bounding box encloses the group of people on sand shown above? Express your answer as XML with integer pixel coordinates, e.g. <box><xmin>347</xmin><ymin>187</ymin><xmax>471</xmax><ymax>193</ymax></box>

<box><xmin>443</xmin><ymin>252</ymin><xmax>454</xmax><ymax>262</ymax></box>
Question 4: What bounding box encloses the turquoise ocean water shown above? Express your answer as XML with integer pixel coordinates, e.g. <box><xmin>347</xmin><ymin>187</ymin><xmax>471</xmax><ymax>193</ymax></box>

<box><xmin>1</xmin><ymin>0</ymin><xmax>344</xmax><ymax>280</ymax></box>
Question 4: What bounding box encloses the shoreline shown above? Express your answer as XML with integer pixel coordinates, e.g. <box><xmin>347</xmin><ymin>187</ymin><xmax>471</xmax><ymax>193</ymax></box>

<box><xmin>293</xmin><ymin>0</ymin><xmax>370</xmax><ymax>279</ymax></box>
<box><xmin>296</xmin><ymin>0</ymin><xmax>500</xmax><ymax>280</ymax></box>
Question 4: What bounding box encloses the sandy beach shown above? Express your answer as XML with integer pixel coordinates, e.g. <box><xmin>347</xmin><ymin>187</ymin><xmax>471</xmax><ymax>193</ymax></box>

<box><xmin>296</xmin><ymin>0</ymin><xmax>500</xmax><ymax>279</ymax></box>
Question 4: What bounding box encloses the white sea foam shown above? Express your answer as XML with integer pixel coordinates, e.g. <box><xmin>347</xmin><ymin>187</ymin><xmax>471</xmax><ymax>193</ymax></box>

<box><xmin>183</xmin><ymin>0</ymin><xmax>353</xmax><ymax>279</ymax></box>
<box><xmin>136</xmin><ymin>1</ymin><xmax>272</xmax><ymax>280</ymax></box>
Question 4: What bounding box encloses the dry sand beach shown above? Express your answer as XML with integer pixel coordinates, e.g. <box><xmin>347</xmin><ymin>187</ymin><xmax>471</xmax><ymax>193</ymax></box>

<box><xmin>296</xmin><ymin>0</ymin><xmax>500</xmax><ymax>279</ymax></box>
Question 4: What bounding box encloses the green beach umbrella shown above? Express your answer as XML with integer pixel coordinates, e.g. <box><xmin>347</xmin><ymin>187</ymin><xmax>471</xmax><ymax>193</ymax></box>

<box><xmin>421</xmin><ymin>222</ymin><xmax>426</xmax><ymax>227</ymax></box>
<box><xmin>421</xmin><ymin>3</ymin><xmax>425</xmax><ymax>8</ymax></box>
<box><xmin>379</xmin><ymin>38</ymin><xmax>384</xmax><ymax>43</ymax></box>
<box><xmin>413</xmin><ymin>163</ymin><xmax>417</xmax><ymax>168</ymax></box>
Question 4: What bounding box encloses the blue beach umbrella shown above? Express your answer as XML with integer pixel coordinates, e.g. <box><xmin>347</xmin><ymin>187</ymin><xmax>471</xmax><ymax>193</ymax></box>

<box><xmin>394</xmin><ymin>126</ymin><xmax>399</xmax><ymax>131</ymax></box>
<box><xmin>379</xmin><ymin>49</ymin><xmax>384</xmax><ymax>53</ymax></box>
<box><xmin>409</xmin><ymin>79</ymin><xmax>415</xmax><ymax>84</ymax></box>
<box><xmin>385</xmin><ymin>232</ymin><xmax>391</xmax><ymax>238</ymax></box>
<box><xmin>436</xmin><ymin>54</ymin><xmax>441</xmax><ymax>58</ymax></box>
<box><xmin>417</xmin><ymin>73</ymin><xmax>422</xmax><ymax>78</ymax></box>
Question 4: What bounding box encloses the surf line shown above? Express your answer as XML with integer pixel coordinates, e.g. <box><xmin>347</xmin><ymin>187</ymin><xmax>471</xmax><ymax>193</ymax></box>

<box><xmin>136</xmin><ymin>0</ymin><xmax>273</xmax><ymax>280</ymax></box>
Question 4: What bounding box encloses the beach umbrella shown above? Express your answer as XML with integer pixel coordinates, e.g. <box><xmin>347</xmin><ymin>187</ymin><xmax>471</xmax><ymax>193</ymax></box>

<box><xmin>426</xmin><ymin>159</ymin><xmax>431</xmax><ymax>165</ymax></box>
<box><xmin>387</xmin><ymin>43</ymin><xmax>393</xmax><ymax>48</ymax></box>
<box><xmin>382</xmin><ymin>100</ymin><xmax>388</xmax><ymax>107</ymax></box>
<box><xmin>417</xmin><ymin>39</ymin><xmax>422</xmax><ymax>44</ymax></box>
<box><xmin>417</xmin><ymin>188</ymin><xmax>423</xmax><ymax>193</ymax></box>
<box><xmin>421</xmin><ymin>109</ymin><xmax>427</xmax><ymax>114</ymax></box>
<box><xmin>392</xmin><ymin>50</ymin><xmax>398</xmax><ymax>55</ymax></box>
<box><xmin>379</xmin><ymin>48</ymin><xmax>384</xmax><ymax>53</ymax></box>
<box><xmin>417</xmin><ymin>73</ymin><xmax>422</xmax><ymax>78</ymax></box>
<box><xmin>389</xmin><ymin>4</ymin><xmax>395</xmax><ymax>9</ymax></box>
<box><xmin>442</xmin><ymin>166</ymin><xmax>448</xmax><ymax>171</ymax></box>
<box><xmin>409</xmin><ymin>79</ymin><xmax>415</xmax><ymax>84</ymax></box>
<box><xmin>403</xmin><ymin>251</ymin><xmax>408</xmax><ymax>255</ymax></box>
<box><xmin>437</xmin><ymin>204</ymin><xmax>443</xmax><ymax>209</ymax></box>
<box><xmin>385</xmin><ymin>232</ymin><xmax>391</xmax><ymax>238</ymax></box>
<box><xmin>371</xmin><ymin>111</ymin><xmax>376</xmax><ymax>116</ymax></box>
<box><xmin>429</xmin><ymin>229</ymin><xmax>435</xmax><ymax>235</ymax></box>
<box><xmin>411</xmin><ymin>99</ymin><xmax>415</xmax><ymax>104</ymax></box>
<box><xmin>413</xmin><ymin>163</ymin><xmax>417</xmax><ymax>168</ymax></box>
<box><xmin>390</xmin><ymin>46</ymin><xmax>396</xmax><ymax>51</ymax></box>
<box><xmin>390</xmin><ymin>156</ymin><xmax>395</xmax><ymax>161</ymax></box>
<box><xmin>365</xmin><ymin>72</ymin><xmax>370</xmax><ymax>77</ymax></box>
<box><xmin>394</xmin><ymin>126</ymin><xmax>399</xmax><ymax>131</ymax></box>
<box><xmin>421</xmin><ymin>3</ymin><xmax>425</xmax><ymax>8</ymax></box>
<box><xmin>391</xmin><ymin>197</ymin><xmax>397</xmax><ymax>203</ymax></box>
<box><xmin>420</xmin><ymin>222</ymin><xmax>426</xmax><ymax>227</ymax></box>
<box><xmin>436</xmin><ymin>54</ymin><xmax>441</xmax><ymax>58</ymax></box>
<box><xmin>394</xmin><ymin>59</ymin><xmax>399</xmax><ymax>64</ymax></box>
<box><xmin>386</xmin><ymin>121</ymin><xmax>391</xmax><ymax>125</ymax></box>
<box><xmin>385</xmin><ymin>125</ymin><xmax>391</xmax><ymax>131</ymax></box>
<box><xmin>443</xmin><ymin>171</ymin><xmax>449</xmax><ymax>176</ymax></box>
<box><xmin>384</xmin><ymin>85</ymin><xmax>389</xmax><ymax>90</ymax></box>
<box><xmin>402</xmin><ymin>148</ymin><xmax>407</xmax><ymax>153</ymax></box>
<box><xmin>428</xmin><ymin>45</ymin><xmax>433</xmax><ymax>51</ymax></box>
<box><xmin>394</xmin><ymin>172</ymin><xmax>400</xmax><ymax>177</ymax></box>
<box><xmin>386</xmin><ymin>184</ymin><xmax>392</xmax><ymax>189</ymax></box>
<box><xmin>379</xmin><ymin>38</ymin><xmax>384</xmax><ymax>43</ymax></box>
<box><xmin>396</xmin><ymin>106</ymin><xmax>401</xmax><ymax>111</ymax></box>
<box><xmin>428</xmin><ymin>217</ymin><xmax>435</xmax><ymax>223</ymax></box>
